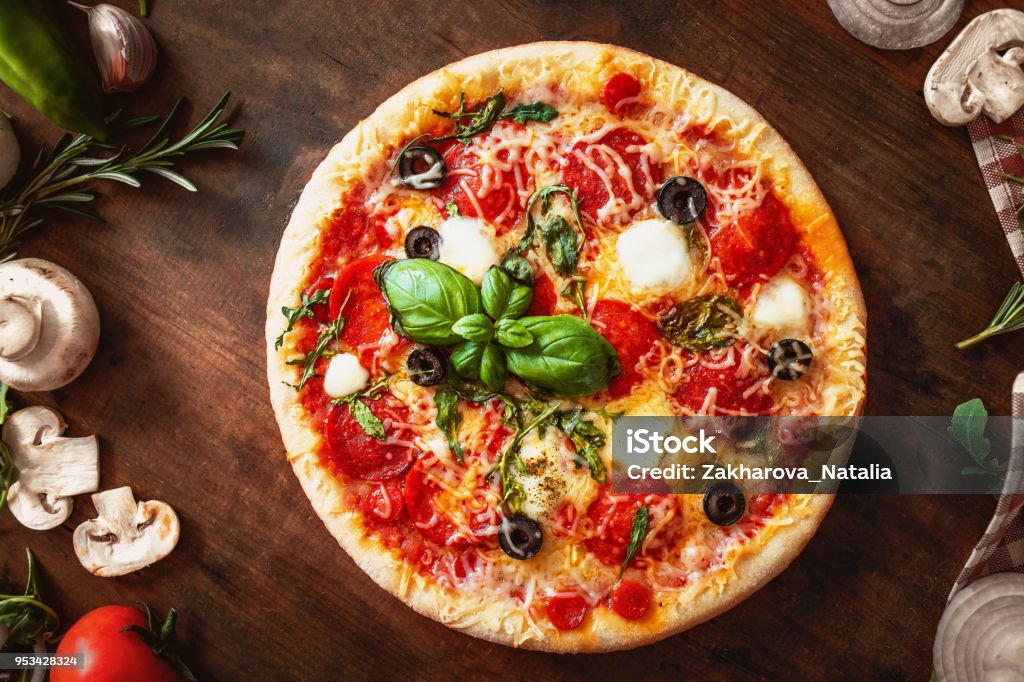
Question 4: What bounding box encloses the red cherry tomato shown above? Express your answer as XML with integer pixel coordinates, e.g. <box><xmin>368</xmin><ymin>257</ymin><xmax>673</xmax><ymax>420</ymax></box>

<box><xmin>561</xmin><ymin>127</ymin><xmax>660</xmax><ymax>223</ymax></box>
<box><xmin>601</xmin><ymin>73</ymin><xmax>642</xmax><ymax>111</ymax></box>
<box><xmin>610</xmin><ymin>580</ymin><xmax>651</xmax><ymax>620</ymax></box>
<box><xmin>52</xmin><ymin>606</ymin><xmax>185</xmax><ymax>682</ymax></box>
<box><xmin>324</xmin><ymin>398</ymin><xmax>414</xmax><ymax>481</ymax></box>
<box><xmin>546</xmin><ymin>593</ymin><xmax>588</xmax><ymax>631</ymax></box>
<box><xmin>583</xmin><ymin>490</ymin><xmax>647</xmax><ymax>566</ymax></box>
<box><xmin>526</xmin><ymin>271</ymin><xmax>558</xmax><ymax>316</ymax></box>
<box><xmin>710</xmin><ymin>192</ymin><xmax>796</xmax><ymax>288</ymax></box>
<box><xmin>329</xmin><ymin>254</ymin><xmax>393</xmax><ymax>352</ymax></box>
<box><xmin>363</xmin><ymin>480</ymin><xmax>404</xmax><ymax>522</ymax></box>
<box><xmin>590</xmin><ymin>299</ymin><xmax>659</xmax><ymax>398</ymax></box>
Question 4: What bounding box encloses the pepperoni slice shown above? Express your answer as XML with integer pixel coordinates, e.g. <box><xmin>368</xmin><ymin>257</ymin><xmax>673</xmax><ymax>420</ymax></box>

<box><xmin>583</xmin><ymin>490</ymin><xmax>647</xmax><ymax>567</ymax></box>
<box><xmin>435</xmin><ymin>134</ymin><xmax>526</xmax><ymax>234</ymax></box>
<box><xmin>404</xmin><ymin>459</ymin><xmax>496</xmax><ymax>548</ymax></box>
<box><xmin>526</xmin><ymin>271</ymin><xmax>558</xmax><ymax>316</ymax></box>
<box><xmin>671</xmin><ymin>354</ymin><xmax>772</xmax><ymax>415</ymax></box>
<box><xmin>363</xmin><ymin>480</ymin><xmax>404</xmax><ymax>522</ymax></box>
<box><xmin>312</xmin><ymin>198</ymin><xmax>391</xmax><ymax>282</ymax></box>
<box><xmin>590</xmin><ymin>299</ymin><xmax>659</xmax><ymax>399</ymax></box>
<box><xmin>561</xmin><ymin>127</ymin><xmax>660</xmax><ymax>224</ymax></box>
<box><xmin>710</xmin><ymin>192</ymin><xmax>796</xmax><ymax>288</ymax></box>
<box><xmin>610</xmin><ymin>580</ymin><xmax>650</xmax><ymax>620</ymax></box>
<box><xmin>546</xmin><ymin>594</ymin><xmax>588</xmax><ymax>631</ymax></box>
<box><xmin>329</xmin><ymin>254</ymin><xmax>393</xmax><ymax>354</ymax></box>
<box><xmin>323</xmin><ymin>398</ymin><xmax>413</xmax><ymax>481</ymax></box>
<box><xmin>303</xmin><ymin>275</ymin><xmax>335</xmax><ymax>325</ymax></box>
<box><xmin>601</xmin><ymin>73</ymin><xmax>642</xmax><ymax>112</ymax></box>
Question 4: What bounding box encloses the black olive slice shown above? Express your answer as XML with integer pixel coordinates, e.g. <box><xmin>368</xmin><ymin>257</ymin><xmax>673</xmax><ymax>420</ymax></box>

<box><xmin>498</xmin><ymin>514</ymin><xmax>543</xmax><ymax>560</ymax></box>
<box><xmin>398</xmin><ymin>146</ymin><xmax>446</xmax><ymax>190</ymax></box>
<box><xmin>768</xmin><ymin>339</ymin><xmax>814</xmax><ymax>381</ymax></box>
<box><xmin>406</xmin><ymin>347</ymin><xmax>447</xmax><ymax>386</ymax></box>
<box><xmin>657</xmin><ymin>176</ymin><xmax>707</xmax><ymax>224</ymax></box>
<box><xmin>703</xmin><ymin>483</ymin><xmax>746</xmax><ymax>526</ymax></box>
<box><xmin>404</xmin><ymin>226</ymin><xmax>441</xmax><ymax>261</ymax></box>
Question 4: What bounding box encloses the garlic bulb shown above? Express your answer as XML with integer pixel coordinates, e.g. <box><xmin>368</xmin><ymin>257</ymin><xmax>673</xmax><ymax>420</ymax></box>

<box><xmin>0</xmin><ymin>113</ymin><xmax>19</xmax><ymax>190</ymax></box>
<box><xmin>70</xmin><ymin>3</ymin><xmax>157</xmax><ymax>93</ymax></box>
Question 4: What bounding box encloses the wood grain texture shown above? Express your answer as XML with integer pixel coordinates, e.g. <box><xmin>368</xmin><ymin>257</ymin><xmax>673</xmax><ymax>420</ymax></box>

<box><xmin>0</xmin><ymin>0</ymin><xmax>1019</xmax><ymax>679</ymax></box>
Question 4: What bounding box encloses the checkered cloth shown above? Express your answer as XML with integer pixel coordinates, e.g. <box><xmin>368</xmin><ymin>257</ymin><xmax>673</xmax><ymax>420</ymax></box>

<box><xmin>948</xmin><ymin>372</ymin><xmax>1024</xmax><ymax>599</ymax></box>
<box><xmin>968</xmin><ymin>115</ymin><xmax>1024</xmax><ymax>277</ymax></box>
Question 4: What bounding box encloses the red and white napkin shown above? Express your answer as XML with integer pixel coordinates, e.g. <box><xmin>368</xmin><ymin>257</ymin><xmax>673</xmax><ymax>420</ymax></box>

<box><xmin>968</xmin><ymin>115</ymin><xmax>1024</xmax><ymax>277</ymax></box>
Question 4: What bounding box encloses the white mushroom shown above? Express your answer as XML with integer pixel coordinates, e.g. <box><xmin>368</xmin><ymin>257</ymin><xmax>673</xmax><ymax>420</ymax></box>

<box><xmin>3</xmin><ymin>405</ymin><xmax>99</xmax><ymax>530</ymax></box>
<box><xmin>829</xmin><ymin>0</ymin><xmax>963</xmax><ymax>50</ymax></box>
<box><xmin>925</xmin><ymin>9</ymin><xmax>1024</xmax><ymax>126</ymax></box>
<box><xmin>0</xmin><ymin>112</ymin><xmax>19</xmax><ymax>190</ymax></box>
<box><xmin>73</xmin><ymin>486</ymin><xmax>180</xmax><ymax>577</ymax></box>
<box><xmin>0</xmin><ymin>259</ymin><xmax>100</xmax><ymax>391</ymax></box>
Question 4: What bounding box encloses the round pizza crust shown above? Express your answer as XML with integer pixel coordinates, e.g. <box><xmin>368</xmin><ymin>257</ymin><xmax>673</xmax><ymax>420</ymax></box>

<box><xmin>266</xmin><ymin>41</ymin><xmax>866</xmax><ymax>652</ymax></box>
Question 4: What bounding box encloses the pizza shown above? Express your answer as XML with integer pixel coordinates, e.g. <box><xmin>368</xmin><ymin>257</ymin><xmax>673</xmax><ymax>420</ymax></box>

<box><xmin>266</xmin><ymin>42</ymin><xmax>866</xmax><ymax>652</ymax></box>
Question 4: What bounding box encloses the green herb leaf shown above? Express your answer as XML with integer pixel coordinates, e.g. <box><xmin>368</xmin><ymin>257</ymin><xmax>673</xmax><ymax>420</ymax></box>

<box><xmin>621</xmin><ymin>505</ymin><xmax>650</xmax><ymax>578</ymax></box>
<box><xmin>0</xmin><ymin>549</ymin><xmax>59</xmax><ymax>649</ymax></box>
<box><xmin>948</xmin><ymin>398</ymin><xmax>1004</xmax><ymax>475</ymax></box>
<box><xmin>452</xmin><ymin>313</ymin><xmax>494</xmax><ymax>343</ymax></box>
<box><xmin>375</xmin><ymin>259</ymin><xmax>482</xmax><ymax>345</ymax></box>
<box><xmin>551</xmin><ymin>408</ymin><xmax>607</xmax><ymax>484</ymax></box>
<box><xmin>389</xmin><ymin>132</ymin><xmax>431</xmax><ymax>175</ymax></box>
<box><xmin>517</xmin><ymin>185</ymin><xmax>584</xmax><ymax>256</ymax></box>
<box><xmin>660</xmin><ymin>295</ymin><xmax>741</xmax><ymax>351</ymax></box>
<box><xmin>480</xmin><ymin>343</ymin><xmax>507</xmax><ymax>391</ymax></box>
<box><xmin>500</xmin><ymin>250</ymin><xmax>535</xmax><ymax>286</ymax></box>
<box><xmin>451</xmin><ymin>341</ymin><xmax>486</xmax><ymax>379</ymax></box>
<box><xmin>540</xmin><ymin>215</ymin><xmax>579</xmax><ymax>276</ymax></box>
<box><xmin>503</xmin><ymin>284</ymin><xmax>534</xmax><ymax>320</ymax></box>
<box><xmin>504</xmin><ymin>316</ymin><xmax>620</xmax><ymax>396</ymax></box>
<box><xmin>276</xmin><ymin>287</ymin><xmax>330</xmax><ymax>350</ymax></box>
<box><xmin>0</xmin><ymin>382</ymin><xmax>11</xmax><ymax>424</ymax></box>
<box><xmin>956</xmin><ymin>282</ymin><xmax>1024</xmax><ymax>349</ymax></box>
<box><xmin>287</xmin><ymin>317</ymin><xmax>344</xmax><ymax>391</ymax></box>
<box><xmin>561</xmin><ymin>279</ymin><xmax>587</xmax><ymax>315</ymax></box>
<box><xmin>345</xmin><ymin>398</ymin><xmax>386</xmax><ymax>441</ymax></box>
<box><xmin>433</xmin><ymin>90</ymin><xmax>506</xmax><ymax>145</ymax></box>
<box><xmin>494</xmin><ymin>400</ymin><xmax>562</xmax><ymax>513</ymax></box>
<box><xmin>500</xmin><ymin>102</ymin><xmax>559</xmax><ymax>124</ymax></box>
<box><xmin>494</xmin><ymin>318</ymin><xmax>533</xmax><ymax>348</ymax></box>
<box><xmin>445</xmin><ymin>201</ymin><xmax>460</xmax><ymax>217</ymax></box>
<box><xmin>434</xmin><ymin>387</ymin><xmax>465</xmax><ymax>462</ymax></box>
<box><xmin>481</xmin><ymin>266</ymin><xmax>512</xmax><ymax>319</ymax></box>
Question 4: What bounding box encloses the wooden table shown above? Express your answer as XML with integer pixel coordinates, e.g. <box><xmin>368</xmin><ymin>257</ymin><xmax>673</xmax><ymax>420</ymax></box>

<box><xmin>1</xmin><ymin>1</ymin><xmax>1020</xmax><ymax>679</ymax></box>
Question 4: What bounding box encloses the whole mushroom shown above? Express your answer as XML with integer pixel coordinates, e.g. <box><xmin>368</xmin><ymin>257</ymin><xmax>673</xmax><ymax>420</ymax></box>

<box><xmin>0</xmin><ymin>112</ymin><xmax>18</xmax><ymax>190</ymax></box>
<box><xmin>0</xmin><ymin>258</ymin><xmax>100</xmax><ymax>391</ymax></box>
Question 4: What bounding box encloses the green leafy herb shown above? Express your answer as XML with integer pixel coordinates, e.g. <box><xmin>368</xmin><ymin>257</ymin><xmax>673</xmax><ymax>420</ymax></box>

<box><xmin>0</xmin><ymin>382</ymin><xmax>11</xmax><ymax>424</ymax></box>
<box><xmin>500</xmin><ymin>102</ymin><xmax>559</xmax><ymax>125</ymax></box>
<box><xmin>0</xmin><ymin>549</ymin><xmax>59</xmax><ymax>651</ymax></box>
<box><xmin>494</xmin><ymin>318</ymin><xmax>532</xmax><ymax>348</ymax></box>
<box><xmin>551</xmin><ymin>407</ymin><xmax>607</xmax><ymax>483</ymax></box>
<box><xmin>621</xmin><ymin>505</ymin><xmax>650</xmax><ymax>578</ymax></box>
<box><xmin>492</xmin><ymin>400</ymin><xmax>562</xmax><ymax>513</ymax></box>
<box><xmin>434</xmin><ymin>387</ymin><xmax>465</xmax><ymax>462</ymax></box>
<box><xmin>481</xmin><ymin>267</ymin><xmax>512</xmax><ymax>319</ymax></box>
<box><xmin>451</xmin><ymin>341</ymin><xmax>487</xmax><ymax>379</ymax></box>
<box><xmin>517</xmin><ymin>186</ymin><xmax>587</xmax><ymax>312</ymax></box>
<box><xmin>375</xmin><ymin>259</ymin><xmax>482</xmax><ymax>345</ymax></box>
<box><xmin>332</xmin><ymin>375</ymin><xmax>390</xmax><ymax>441</ymax></box>
<box><xmin>287</xmin><ymin>317</ymin><xmax>343</xmax><ymax>391</ymax></box>
<box><xmin>505</xmin><ymin>315</ymin><xmax>620</xmax><ymax>397</ymax></box>
<box><xmin>452</xmin><ymin>313</ymin><xmax>494</xmax><ymax>343</ymax></box>
<box><xmin>276</xmin><ymin>288</ymin><xmax>331</xmax><ymax>350</ymax></box>
<box><xmin>445</xmin><ymin>201</ymin><xmax>460</xmax><ymax>217</ymax></box>
<box><xmin>0</xmin><ymin>93</ymin><xmax>241</xmax><ymax>261</ymax></box>
<box><xmin>500</xmin><ymin>250</ymin><xmax>535</xmax><ymax>286</ymax></box>
<box><xmin>121</xmin><ymin>603</ymin><xmax>197</xmax><ymax>682</ymax></box>
<box><xmin>956</xmin><ymin>282</ymin><xmax>1024</xmax><ymax>349</ymax></box>
<box><xmin>389</xmin><ymin>132</ymin><xmax>431</xmax><ymax>175</ymax></box>
<box><xmin>480</xmin><ymin>343</ymin><xmax>507</xmax><ymax>391</ymax></box>
<box><xmin>503</xmin><ymin>284</ymin><xmax>534</xmax><ymax>319</ymax></box>
<box><xmin>517</xmin><ymin>185</ymin><xmax>584</xmax><ymax>255</ymax></box>
<box><xmin>140</xmin><ymin>0</ymin><xmax>148</xmax><ymax>17</ymax></box>
<box><xmin>561</xmin><ymin>279</ymin><xmax>587</xmax><ymax>315</ymax></box>
<box><xmin>660</xmin><ymin>295</ymin><xmax>742</xmax><ymax>351</ymax></box>
<box><xmin>948</xmin><ymin>398</ymin><xmax>1004</xmax><ymax>475</ymax></box>
<box><xmin>433</xmin><ymin>90</ymin><xmax>507</xmax><ymax>145</ymax></box>
<box><xmin>540</xmin><ymin>215</ymin><xmax>579</xmax><ymax>276</ymax></box>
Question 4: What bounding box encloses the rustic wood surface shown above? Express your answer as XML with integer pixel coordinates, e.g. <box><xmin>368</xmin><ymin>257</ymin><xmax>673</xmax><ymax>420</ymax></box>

<box><xmin>1</xmin><ymin>0</ymin><xmax>1021</xmax><ymax>679</ymax></box>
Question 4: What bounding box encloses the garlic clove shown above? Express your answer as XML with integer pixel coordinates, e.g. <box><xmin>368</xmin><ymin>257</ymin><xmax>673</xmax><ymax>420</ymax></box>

<box><xmin>70</xmin><ymin>3</ymin><xmax>158</xmax><ymax>94</ymax></box>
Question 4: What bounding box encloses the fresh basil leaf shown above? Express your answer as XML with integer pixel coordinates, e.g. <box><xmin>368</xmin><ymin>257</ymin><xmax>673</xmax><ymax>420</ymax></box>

<box><xmin>621</xmin><ymin>505</ymin><xmax>650</xmax><ymax>578</ymax></box>
<box><xmin>660</xmin><ymin>295</ymin><xmax>741</xmax><ymax>351</ymax></box>
<box><xmin>500</xmin><ymin>250</ymin><xmax>535</xmax><ymax>285</ymax></box>
<box><xmin>344</xmin><ymin>398</ymin><xmax>386</xmax><ymax>442</ymax></box>
<box><xmin>561</xmin><ymin>279</ymin><xmax>586</xmax><ymax>315</ymax></box>
<box><xmin>480</xmin><ymin>343</ymin><xmax>507</xmax><ymax>391</ymax></box>
<box><xmin>494</xmin><ymin>318</ymin><xmax>532</xmax><ymax>348</ymax></box>
<box><xmin>451</xmin><ymin>341</ymin><xmax>486</xmax><ymax>379</ymax></box>
<box><xmin>500</xmin><ymin>102</ymin><xmax>558</xmax><ymax>124</ymax></box>
<box><xmin>433</xmin><ymin>90</ymin><xmax>506</xmax><ymax>145</ymax></box>
<box><xmin>503</xmin><ymin>284</ymin><xmax>533</xmax><ymax>320</ymax></box>
<box><xmin>482</xmin><ymin>266</ymin><xmax>512</xmax><ymax>319</ymax></box>
<box><xmin>505</xmin><ymin>316</ymin><xmax>620</xmax><ymax>396</ymax></box>
<box><xmin>948</xmin><ymin>398</ymin><xmax>1003</xmax><ymax>475</ymax></box>
<box><xmin>375</xmin><ymin>259</ymin><xmax>481</xmax><ymax>345</ymax></box>
<box><xmin>289</xmin><ymin>317</ymin><xmax>344</xmax><ymax>390</ymax></box>
<box><xmin>276</xmin><ymin>287</ymin><xmax>331</xmax><ymax>350</ymax></box>
<box><xmin>434</xmin><ymin>387</ymin><xmax>465</xmax><ymax>462</ymax></box>
<box><xmin>445</xmin><ymin>201</ymin><xmax>460</xmax><ymax>217</ymax></box>
<box><xmin>452</xmin><ymin>313</ymin><xmax>493</xmax><ymax>343</ymax></box>
<box><xmin>541</xmin><ymin>215</ymin><xmax>579</xmax><ymax>276</ymax></box>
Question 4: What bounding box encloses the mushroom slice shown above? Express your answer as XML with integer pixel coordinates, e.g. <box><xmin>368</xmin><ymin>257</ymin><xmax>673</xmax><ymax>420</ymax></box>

<box><xmin>3</xmin><ymin>405</ymin><xmax>99</xmax><ymax>530</ymax></box>
<box><xmin>924</xmin><ymin>9</ymin><xmax>1024</xmax><ymax>125</ymax></box>
<box><xmin>73</xmin><ymin>486</ymin><xmax>180</xmax><ymax>577</ymax></box>
<box><xmin>0</xmin><ymin>258</ymin><xmax>100</xmax><ymax>391</ymax></box>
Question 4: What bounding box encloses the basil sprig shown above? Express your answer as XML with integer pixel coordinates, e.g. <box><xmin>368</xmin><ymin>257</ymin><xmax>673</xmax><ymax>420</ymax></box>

<box><xmin>374</xmin><ymin>259</ymin><xmax>481</xmax><ymax>345</ymax></box>
<box><xmin>505</xmin><ymin>316</ymin><xmax>619</xmax><ymax>396</ymax></box>
<box><xmin>515</xmin><ymin>185</ymin><xmax>588</xmax><ymax>313</ymax></box>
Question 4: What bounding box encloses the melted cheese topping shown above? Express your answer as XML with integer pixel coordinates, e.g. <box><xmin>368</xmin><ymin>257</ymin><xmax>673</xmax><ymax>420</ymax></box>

<box><xmin>322</xmin><ymin>353</ymin><xmax>369</xmax><ymax>398</ymax></box>
<box><xmin>518</xmin><ymin>429</ymin><xmax>599</xmax><ymax>521</ymax></box>
<box><xmin>437</xmin><ymin>216</ymin><xmax>501</xmax><ymax>284</ymax></box>
<box><xmin>750</xmin><ymin>273</ymin><xmax>812</xmax><ymax>338</ymax></box>
<box><xmin>616</xmin><ymin>217</ymin><xmax>693</xmax><ymax>291</ymax></box>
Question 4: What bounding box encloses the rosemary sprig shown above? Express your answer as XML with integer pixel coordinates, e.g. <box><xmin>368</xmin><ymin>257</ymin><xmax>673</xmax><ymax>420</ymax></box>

<box><xmin>0</xmin><ymin>92</ymin><xmax>242</xmax><ymax>261</ymax></box>
<box><xmin>957</xmin><ymin>281</ymin><xmax>1024</xmax><ymax>349</ymax></box>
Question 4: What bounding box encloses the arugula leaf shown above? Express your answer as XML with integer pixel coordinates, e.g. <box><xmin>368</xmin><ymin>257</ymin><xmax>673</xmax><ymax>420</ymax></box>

<box><xmin>517</xmin><ymin>185</ymin><xmax>583</xmax><ymax>255</ymax></box>
<box><xmin>660</xmin><ymin>295</ymin><xmax>741</xmax><ymax>351</ymax></box>
<box><xmin>561</xmin><ymin>279</ymin><xmax>587</xmax><ymax>315</ymax></box>
<box><xmin>433</xmin><ymin>90</ymin><xmax>507</xmax><ymax>145</ymax></box>
<box><xmin>500</xmin><ymin>102</ymin><xmax>558</xmax><ymax>124</ymax></box>
<box><xmin>0</xmin><ymin>549</ymin><xmax>59</xmax><ymax>650</ymax></box>
<box><xmin>286</xmin><ymin>317</ymin><xmax>344</xmax><ymax>390</ymax></box>
<box><xmin>620</xmin><ymin>506</ymin><xmax>650</xmax><ymax>578</ymax></box>
<box><xmin>434</xmin><ymin>387</ymin><xmax>465</xmax><ymax>462</ymax></box>
<box><xmin>332</xmin><ymin>375</ymin><xmax>390</xmax><ymax>441</ymax></box>
<box><xmin>552</xmin><ymin>407</ymin><xmax>607</xmax><ymax>484</ymax></box>
<box><xmin>948</xmin><ymin>398</ymin><xmax>1004</xmax><ymax>475</ymax></box>
<box><xmin>540</xmin><ymin>215</ymin><xmax>579</xmax><ymax>276</ymax></box>
<box><xmin>276</xmin><ymin>288</ymin><xmax>331</xmax><ymax>350</ymax></box>
<box><xmin>445</xmin><ymin>201</ymin><xmax>460</xmax><ymax>217</ymax></box>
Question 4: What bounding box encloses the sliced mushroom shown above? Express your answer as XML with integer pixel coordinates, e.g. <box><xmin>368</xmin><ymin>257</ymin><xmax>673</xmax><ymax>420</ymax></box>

<box><xmin>0</xmin><ymin>259</ymin><xmax>100</xmax><ymax>391</ymax></box>
<box><xmin>829</xmin><ymin>0</ymin><xmax>963</xmax><ymax>50</ymax></box>
<box><xmin>0</xmin><ymin>112</ymin><xmax>19</xmax><ymax>190</ymax></box>
<box><xmin>925</xmin><ymin>9</ymin><xmax>1024</xmax><ymax>125</ymax></box>
<box><xmin>73</xmin><ymin>486</ymin><xmax>180</xmax><ymax>577</ymax></box>
<box><xmin>3</xmin><ymin>406</ymin><xmax>99</xmax><ymax>530</ymax></box>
